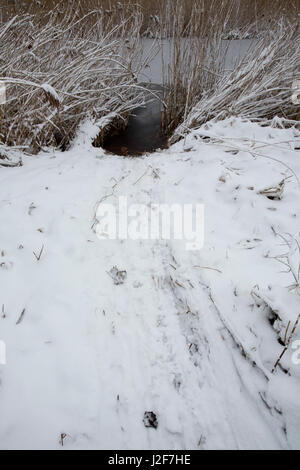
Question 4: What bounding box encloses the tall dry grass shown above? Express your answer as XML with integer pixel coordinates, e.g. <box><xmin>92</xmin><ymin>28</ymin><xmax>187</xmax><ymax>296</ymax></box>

<box><xmin>0</xmin><ymin>2</ymin><xmax>153</xmax><ymax>152</ymax></box>
<box><xmin>170</xmin><ymin>23</ymin><xmax>300</xmax><ymax>143</ymax></box>
<box><xmin>1</xmin><ymin>1</ymin><xmax>300</xmax><ymax>35</ymax></box>
<box><xmin>1</xmin><ymin>0</ymin><xmax>299</xmax><ymax>154</ymax></box>
<box><xmin>157</xmin><ymin>0</ymin><xmax>234</xmax><ymax>136</ymax></box>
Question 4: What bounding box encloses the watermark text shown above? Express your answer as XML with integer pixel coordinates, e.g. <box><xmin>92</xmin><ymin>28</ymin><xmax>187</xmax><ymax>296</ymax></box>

<box><xmin>0</xmin><ymin>340</ymin><xmax>6</xmax><ymax>365</ymax></box>
<box><xmin>96</xmin><ymin>197</ymin><xmax>204</xmax><ymax>251</ymax></box>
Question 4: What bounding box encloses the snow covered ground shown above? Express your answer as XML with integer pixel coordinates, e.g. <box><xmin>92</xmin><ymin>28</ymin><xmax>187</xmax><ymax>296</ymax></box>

<box><xmin>0</xmin><ymin>117</ymin><xmax>300</xmax><ymax>450</ymax></box>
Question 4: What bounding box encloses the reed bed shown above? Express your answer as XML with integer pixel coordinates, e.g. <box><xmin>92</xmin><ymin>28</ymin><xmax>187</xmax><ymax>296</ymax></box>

<box><xmin>170</xmin><ymin>24</ymin><xmax>300</xmax><ymax>143</ymax></box>
<box><xmin>157</xmin><ymin>0</ymin><xmax>233</xmax><ymax>136</ymax></box>
<box><xmin>0</xmin><ymin>3</ymin><xmax>151</xmax><ymax>152</ymax></box>
<box><xmin>1</xmin><ymin>1</ymin><xmax>300</xmax><ymax>36</ymax></box>
<box><xmin>139</xmin><ymin>0</ymin><xmax>300</xmax><ymax>141</ymax></box>
<box><xmin>0</xmin><ymin>0</ymin><xmax>300</xmax><ymax>153</ymax></box>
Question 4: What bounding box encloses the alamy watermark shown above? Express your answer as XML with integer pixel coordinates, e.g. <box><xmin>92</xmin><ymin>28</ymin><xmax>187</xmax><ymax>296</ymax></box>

<box><xmin>0</xmin><ymin>81</ymin><xmax>6</xmax><ymax>105</ymax></box>
<box><xmin>0</xmin><ymin>340</ymin><xmax>6</xmax><ymax>365</ymax></box>
<box><xmin>95</xmin><ymin>197</ymin><xmax>204</xmax><ymax>250</ymax></box>
<box><xmin>292</xmin><ymin>79</ymin><xmax>300</xmax><ymax>105</ymax></box>
<box><xmin>291</xmin><ymin>340</ymin><xmax>300</xmax><ymax>365</ymax></box>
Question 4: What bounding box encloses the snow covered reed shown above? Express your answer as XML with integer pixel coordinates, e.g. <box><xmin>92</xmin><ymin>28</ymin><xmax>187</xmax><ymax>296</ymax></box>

<box><xmin>156</xmin><ymin>0</ymin><xmax>233</xmax><ymax>136</ymax></box>
<box><xmin>1</xmin><ymin>1</ymin><xmax>299</xmax><ymax>151</ymax></box>
<box><xmin>0</xmin><ymin>6</ymin><xmax>149</xmax><ymax>151</ymax></box>
<box><xmin>170</xmin><ymin>24</ymin><xmax>300</xmax><ymax>143</ymax></box>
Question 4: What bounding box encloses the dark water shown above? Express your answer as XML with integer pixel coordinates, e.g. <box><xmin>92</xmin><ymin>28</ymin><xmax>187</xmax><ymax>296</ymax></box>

<box><xmin>102</xmin><ymin>85</ymin><xmax>168</xmax><ymax>157</ymax></box>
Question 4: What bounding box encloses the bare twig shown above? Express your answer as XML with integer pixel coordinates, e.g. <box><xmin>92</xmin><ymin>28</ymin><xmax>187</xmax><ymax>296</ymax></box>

<box><xmin>272</xmin><ymin>314</ymin><xmax>300</xmax><ymax>373</ymax></box>
<box><xmin>16</xmin><ymin>308</ymin><xmax>26</xmax><ymax>325</ymax></box>
<box><xmin>33</xmin><ymin>244</ymin><xmax>44</xmax><ymax>261</ymax></box>
<box><xmin>193</xmin><ymin>265</ymin><xmax>223</xmax><ymax>274</ymax></box>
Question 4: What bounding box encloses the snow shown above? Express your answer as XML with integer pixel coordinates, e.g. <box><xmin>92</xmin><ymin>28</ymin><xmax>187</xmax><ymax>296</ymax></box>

<box><xmin>0</xmin><ymin>117</ymin><xmax>300</xmax><ymax>449</ymax></box>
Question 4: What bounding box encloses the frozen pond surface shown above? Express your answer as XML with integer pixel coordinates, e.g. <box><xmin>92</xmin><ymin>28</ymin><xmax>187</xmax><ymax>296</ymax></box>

<box><xmin>139</xmin><ymin>38</ymin><xmax>254</xmax><ymax>84</ymax></box>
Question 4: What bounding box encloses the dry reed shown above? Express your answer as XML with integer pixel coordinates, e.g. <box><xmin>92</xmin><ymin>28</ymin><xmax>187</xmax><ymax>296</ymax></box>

<box><xmin>2</xmin><ymin>1</ymin><xmax>300</xmax><ymax>35</ymax></box>
<box><xmin>0</xmin><ymin>2</ymin><xmax>151</xmax><ymax>151</ymax></box>
<box><xmin>170</xmin><ymin>23</ymin><xmax>300</xmax><ymax>143</ymax></box>
<box><xmin>1</xmin><ymin>0</ymin><xmax>300</xmax><ymax>152</ymax></box>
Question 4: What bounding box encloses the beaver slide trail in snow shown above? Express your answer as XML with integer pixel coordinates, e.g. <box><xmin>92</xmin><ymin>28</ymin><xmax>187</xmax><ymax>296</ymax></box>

<box><xmin>0</xmin><ymin>118</ymin><xmax>300</xmax><ymax>449</ymax></box>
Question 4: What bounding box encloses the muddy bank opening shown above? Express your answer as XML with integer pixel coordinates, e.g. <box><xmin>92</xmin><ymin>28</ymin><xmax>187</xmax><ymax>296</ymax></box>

<box><xmin>98</xmin><ymin>84</ymin><xmax>169</xmax><ymax>157</ymax></box>
<box><xmin>95</xmin><ymin>38</ymin><xmax>253</xmax><ymax>157</ymax></box>
<box><xmin>93</xmin><ymin>37</ymin><xmax>257</xmax><ymax>157</ymax></box>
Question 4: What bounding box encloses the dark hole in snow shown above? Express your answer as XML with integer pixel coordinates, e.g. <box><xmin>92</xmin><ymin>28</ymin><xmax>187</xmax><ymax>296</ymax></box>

<box><xmin>143</xmin><ymin>411</ymin><xmax>158</xmax><ymax>429</ymax></box>
<box><xmin>100</xmin><ymin>84</ymin><xmax>169</xmax><ymax>157</ymax></box>
<box><xmin>54</xmin><ymin>130</ymin><xmax>68</xmax><ymax>152</ymax></box>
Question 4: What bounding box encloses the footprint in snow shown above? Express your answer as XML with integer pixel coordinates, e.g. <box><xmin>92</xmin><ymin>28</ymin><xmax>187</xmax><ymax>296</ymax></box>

<box><xmin>143</xmin><ymin>411</ymin><xmax>158</xmax><ymax>429</ymax></box>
